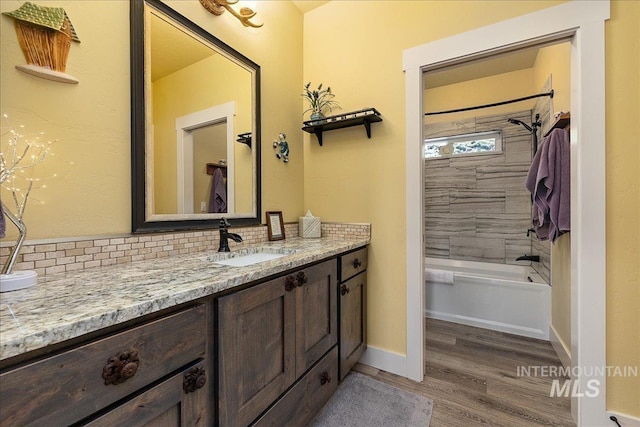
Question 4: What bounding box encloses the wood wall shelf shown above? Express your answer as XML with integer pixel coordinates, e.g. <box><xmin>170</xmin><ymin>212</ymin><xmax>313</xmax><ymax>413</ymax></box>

<box><xmin>544</xmin><ymin>112</ymin><xmax>570</xmax><ymax>137</ymax></box>
<box><xmin>302</xmin><ymin>108</ymin><xmax>382</xmax><ymax>146</ymax></box>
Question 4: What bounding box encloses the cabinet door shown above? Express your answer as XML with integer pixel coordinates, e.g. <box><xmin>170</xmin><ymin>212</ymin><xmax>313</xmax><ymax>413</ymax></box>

<box><xmin>85</xmin><ymin>361</ymin><xmax>208</xmax><ymax>427</ymax></box>
<box><xmin>339</xmin><ymin>273</ymin><xmax>367</xmax><ymax>380</ymax></box>
<box><xmin>218</xmin><ymin>276</ymin><xmax>296</xmax><ymax>427</ymax></box>
<box><xmin>295</xmin><ymin>260</ymin><xmax>338</xmax><ymax>377</ymax></box>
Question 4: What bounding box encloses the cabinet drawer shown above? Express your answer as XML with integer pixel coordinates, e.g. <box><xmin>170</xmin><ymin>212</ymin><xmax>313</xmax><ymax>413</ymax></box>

<box><xmin>0</xmin><ymin>304</ymin><xmax>207</xmax><ymax>427</ymax></box>
<box><xmin>340</xmin><ymin>247</ymin><xmax>367</xmax><ymax>281</ymax></box>
<box><xmin>86</xmin><ymin>360</ymin><xmax>208</xmax><ymax>427</ymax></box>
<box><xmin>252</xmin><ymin>346</ymin><xmax>339</xmax><ymax>427</ymax></box>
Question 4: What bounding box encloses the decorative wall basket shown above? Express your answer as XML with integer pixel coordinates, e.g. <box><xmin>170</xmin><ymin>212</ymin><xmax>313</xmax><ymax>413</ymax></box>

<box><xmin>3</xmin><ymin>2</ymin><xmax>81</xmax><ymax>84</ymax></box>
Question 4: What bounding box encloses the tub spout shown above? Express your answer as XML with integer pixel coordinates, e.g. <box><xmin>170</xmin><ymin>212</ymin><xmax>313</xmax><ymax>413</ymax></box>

<box><xmin>516</xmin><ymin>254</ymin><xmax>540</xmax><ymax>262</ymax></box>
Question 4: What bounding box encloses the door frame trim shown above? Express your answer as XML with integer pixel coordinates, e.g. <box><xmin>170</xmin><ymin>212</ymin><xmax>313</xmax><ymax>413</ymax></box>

<box><xmin>403</xmin><ymin>2</ymin><xmax>610</xmax><ymax>425</ymax></box>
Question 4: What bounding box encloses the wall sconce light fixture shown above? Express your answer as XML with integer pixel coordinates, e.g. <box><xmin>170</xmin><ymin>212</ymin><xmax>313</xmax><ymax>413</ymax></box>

<box><xmin>199</xmin><ymin>0</ymin><xmax>263</xmax><ymax>28</ymax></box>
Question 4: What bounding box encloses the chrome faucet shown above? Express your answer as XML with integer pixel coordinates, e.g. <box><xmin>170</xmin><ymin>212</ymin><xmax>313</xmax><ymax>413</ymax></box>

<box><xmin>218</xmin><ymin>218</ymin><xmax>243</xmax><ymax>252</ymax></box>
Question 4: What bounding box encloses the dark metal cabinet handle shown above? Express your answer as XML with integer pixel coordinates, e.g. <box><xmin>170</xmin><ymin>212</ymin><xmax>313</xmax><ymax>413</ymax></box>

<box><xmin>102</xmin><ymin>350</ymin><xmax>139</xmax><ymax>385</ymax></box>
<box><xmin>296</xmin><ymin>271</ymin><xmax>308</xmax><ymax>287</ymax></box>
<box><xmin>340</xmin><ymin>284</ymin><xmax>350</xmax><ymax>296</ymax></box>
<box><xmin>183</xmin><ymin>367</ymin><xmax>206</xmax><ymax>394</ymax></box>
<box><xmin>353</xmin><ymin>258</ymin><xmax>362</xmax><ymax>269</ymax></box>
<box><xmin>320</xmin><ymin>371</ymin><xmax>331</xmax><ymax>385</ymax></box>
<box><xmin>285</xmin><ymin>275</ymin><xmax>296</xmax><ymax>292</ymax></box>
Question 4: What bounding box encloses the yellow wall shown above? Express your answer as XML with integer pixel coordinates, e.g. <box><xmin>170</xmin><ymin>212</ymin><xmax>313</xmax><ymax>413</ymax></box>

<box><xmin>303</xmin><ymin>0</ymin><xmax>567</xmax><ymax>372</ymax></box>
<box><xmin>551</xmin><ymin>233</ymin><xmax>572</xmax><ymax>350</ymax></box>
<box><xmin>533</xmin><ymin>43</ymin><xmax>571</xmax><ymax>113</ymax></box>
<box><xmin>0</xmin><ymin>0</ymin><xmax>304</xmax><ymax>240</ymax></box>
<box><xmin>605</xmin><ymin>0</ymin><xmax>640</xmax><ymax>415</ymax></box>
<box><xmin>1</xmin><ymin>1</ymin><xmax>131</xmax><ymax>239</ymax></box>
<box><xmin>151</xmin><ymin>54</ymin><xmax>251</xmax><ymax>213</ymax></box>
<box><xmin>531</xmin><ymin>42</ymin><xmax>573</xmax><ymax>355</ymax></box>
<box><xmin>304</xmin><ymin>0</ymin><xmax>638</xmax><ymax>417</ymax></box>
<box><xmin>424</xmin><ymin>68</ymin><xmax>536</xmax><ymax>124</ymax></box>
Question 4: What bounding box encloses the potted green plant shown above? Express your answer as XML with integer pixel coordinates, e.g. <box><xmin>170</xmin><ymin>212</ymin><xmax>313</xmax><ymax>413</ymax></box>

<box><xmin>302</xmin><ymin>82</ymin><xmax>341</xmax><ymax>122</ymax></box>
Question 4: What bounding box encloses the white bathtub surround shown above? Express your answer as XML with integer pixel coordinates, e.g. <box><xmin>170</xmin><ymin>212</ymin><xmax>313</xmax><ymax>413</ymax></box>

<box><xmin>424</xmin><ymin>257</ymin><xmax>551</xmax><ymax>340</ymax></box>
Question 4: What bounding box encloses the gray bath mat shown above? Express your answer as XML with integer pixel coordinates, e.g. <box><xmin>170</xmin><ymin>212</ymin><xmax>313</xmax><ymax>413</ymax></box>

<box><xmin>310</xmin><ymin>372</ymin><xmax>433</xmax><ymax>427</ymax></box>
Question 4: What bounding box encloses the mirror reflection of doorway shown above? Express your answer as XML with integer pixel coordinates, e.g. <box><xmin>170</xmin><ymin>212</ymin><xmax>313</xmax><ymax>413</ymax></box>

<box><xmin>192</xmin><ymin>122</ymin><xmax>228</xmax><ymax>213</ymax></box>
<box><xmin>173</xmin><ymin>102</ymin><xmax>236</xmax><ymax>216</ymax></box>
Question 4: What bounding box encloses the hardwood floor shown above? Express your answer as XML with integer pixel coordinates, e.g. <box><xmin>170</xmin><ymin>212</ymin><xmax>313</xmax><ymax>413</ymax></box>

<box><xmin>353</xmin><ymin>319</ymin><xmax>575</xmax><ymax>427</ymax></box>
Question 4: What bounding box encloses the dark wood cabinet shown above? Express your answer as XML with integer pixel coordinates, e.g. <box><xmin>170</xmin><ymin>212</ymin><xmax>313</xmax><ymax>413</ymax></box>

<box><xmin>86</xmin><ymin>361</ymin><xmax>208</xmax><ymax>426</ymax></box>
<box><xmin>339</xmin><ymin>247</ymin><xmax>368</xmax><ymax>380</ymax></box>
<box><xmin>217</xmin><ymin>259</ymin><xmax>337</xmax><ymax>427</ymax></box>
<box><xmin>295</xmin><ymin>261</ymin><xmax>338</xmax><ymax>377</ymax></box>
<box><xmin>0</xmin><ymin>246</ymin><xmax>367</xmax><ymax>427</ymax></box>
<box><xmin>253</xmin><ymin>347</ymin><xmax>339</xmax><ymax>427</ymax></box>
<box><xmin>0</xmin><ymin>304</ymin><xmax>210</xmax><ymax>427</ymax></box>
<box><xmin>217</xmin><ymin>271</ymin><xmax>297</xmax><ymax>427</ymax></box>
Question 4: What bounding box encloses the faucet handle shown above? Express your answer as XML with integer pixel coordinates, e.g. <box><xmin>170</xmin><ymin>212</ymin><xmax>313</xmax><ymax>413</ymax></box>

<box><xmin>220</xmin><ymin>218</ymin><xmax>230</xmax><ymax>229</ymax></box>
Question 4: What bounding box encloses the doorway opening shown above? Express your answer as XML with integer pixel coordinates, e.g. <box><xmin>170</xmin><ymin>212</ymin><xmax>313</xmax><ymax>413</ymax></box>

<box><xmin>404</xmin><ymin>2</ymin><xmax>609</xmax><ymax>425</ymax></box>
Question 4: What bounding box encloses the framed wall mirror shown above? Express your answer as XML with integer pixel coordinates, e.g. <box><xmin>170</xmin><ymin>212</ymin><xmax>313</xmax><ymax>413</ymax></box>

<box><xmin>131</xmin><ymin>0</ymin><xmax>261</xmax><ymax>233</ymax></box>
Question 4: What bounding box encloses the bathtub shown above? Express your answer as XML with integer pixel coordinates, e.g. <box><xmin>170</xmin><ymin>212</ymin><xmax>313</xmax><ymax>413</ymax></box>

<box><xmin>425</xmin><ymin>257</ymin><xmax>551</xmax><ymax>340</ymax></box>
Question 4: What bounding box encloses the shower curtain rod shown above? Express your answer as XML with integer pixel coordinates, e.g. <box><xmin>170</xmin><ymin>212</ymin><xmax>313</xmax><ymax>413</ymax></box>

<box><xmin>425</xmin><ymin>90</ymin><xmax>554</xmax><ymax>116</ymax></box>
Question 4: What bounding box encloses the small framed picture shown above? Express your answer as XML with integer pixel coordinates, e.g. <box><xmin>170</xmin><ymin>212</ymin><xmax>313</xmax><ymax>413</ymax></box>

<box><xmin>266</xmin><ymin>211</ymin><xmax>285</xmax><ymax>241</ymax></box>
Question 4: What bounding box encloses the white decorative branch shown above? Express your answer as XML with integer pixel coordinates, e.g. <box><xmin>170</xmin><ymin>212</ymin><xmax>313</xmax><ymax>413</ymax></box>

<box><xmin>1</xmin><ymin>114</ymin><xmax>59</xmax><ymax>275</ymax></box>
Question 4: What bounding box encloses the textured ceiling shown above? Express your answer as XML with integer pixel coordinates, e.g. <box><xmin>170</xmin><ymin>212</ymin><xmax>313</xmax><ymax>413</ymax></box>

<box><xmin>149</xmin><ymin>11</ymin><xmax>215</xmax><ymax>82</ymax></box>
<box><xmin>424</xmin><ymin>47</ymin><xmax>540</xmax><ymax>89</ymax></box>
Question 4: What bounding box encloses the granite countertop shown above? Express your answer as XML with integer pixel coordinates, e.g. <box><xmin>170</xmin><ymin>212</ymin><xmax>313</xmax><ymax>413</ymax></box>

<box><xmin>0</xmin><ymin>237</ymin><xmax>368</xmax><ymax>361</ymax></box>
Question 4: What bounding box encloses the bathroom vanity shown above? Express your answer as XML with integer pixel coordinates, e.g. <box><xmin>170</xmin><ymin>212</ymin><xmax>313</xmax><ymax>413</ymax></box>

<box><xmin>0</xmin><ymin>238</ymin><xmax>368</xmax><ymax>426</ymax></box>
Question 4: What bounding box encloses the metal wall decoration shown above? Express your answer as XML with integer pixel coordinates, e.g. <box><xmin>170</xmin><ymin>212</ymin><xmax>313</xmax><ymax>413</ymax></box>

<box><xmin>273</xmin><ymin>132</ymin><xmax>289</xmax><ymax>163</ymax></box>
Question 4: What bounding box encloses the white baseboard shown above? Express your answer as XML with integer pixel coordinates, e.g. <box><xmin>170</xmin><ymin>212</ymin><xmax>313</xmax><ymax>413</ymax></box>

<box><xmin>607</xmin><ymin>412</ymin><xmax>640</xmax><ymax>427</ymax></box>
<box><xmin>549</xmin><ymin>324</ymin><xmax>571</xmax><ymax>369</ymax></box>
<box><xmin>425</xmin><ymin>310</ymin><xmax>548</xmax><ymax>340</ymax></box>
<box><xmin>359</xmin><ymin>345</ymin><xmax>407</xmax><ymax>378</ymax></box>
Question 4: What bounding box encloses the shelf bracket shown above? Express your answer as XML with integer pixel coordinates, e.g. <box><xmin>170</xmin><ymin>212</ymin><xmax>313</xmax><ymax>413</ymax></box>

<box><xmin>363</xmin><ymin>120</ymin><xmax>372</xmax><ymax>139</ymax></box>
<box><xmin>302</xmin><ymin>108</ymin><xmax>382</xmax><ymax>147</ymax></box>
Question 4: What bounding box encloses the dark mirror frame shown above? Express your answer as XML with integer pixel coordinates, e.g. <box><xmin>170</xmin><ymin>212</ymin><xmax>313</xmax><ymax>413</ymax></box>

<box><xmin>130</xmin><ymin>0</ymin><xmax>261</xmax><ymax>233</ymax></box>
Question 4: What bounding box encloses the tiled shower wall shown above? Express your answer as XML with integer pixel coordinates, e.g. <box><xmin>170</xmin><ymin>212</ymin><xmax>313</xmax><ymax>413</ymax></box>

<box><xmin>424</xmin><ymin>109</ymin><xmax>550</xmax><ymax>277</ymax></box>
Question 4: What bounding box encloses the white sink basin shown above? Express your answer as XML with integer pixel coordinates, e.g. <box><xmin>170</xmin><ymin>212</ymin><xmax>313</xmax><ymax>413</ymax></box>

<box><xmin>214</xmin><ymin>252</ymin><xmax>288</xmax><ymax>267</ymax></box>
<box><xmin>207</xmin><ymin>248</ymin><xmax>295</xmax><ymax>267</ymax></box>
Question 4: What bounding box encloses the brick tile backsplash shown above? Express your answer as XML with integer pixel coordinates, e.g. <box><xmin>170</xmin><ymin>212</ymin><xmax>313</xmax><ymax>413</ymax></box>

<box><xmin>1</xmin><ymin>222</ymin><xmax>370</xmax><ymax>278</ymax></box>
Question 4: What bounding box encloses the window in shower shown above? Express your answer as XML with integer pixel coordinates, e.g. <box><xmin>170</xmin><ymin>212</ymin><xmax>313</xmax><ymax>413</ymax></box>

<box><xmin>424</xmin><ymin>130</ymin><xmax>502</xmax><ymax>159</ymax></box>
